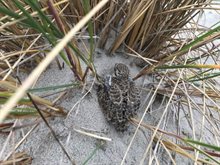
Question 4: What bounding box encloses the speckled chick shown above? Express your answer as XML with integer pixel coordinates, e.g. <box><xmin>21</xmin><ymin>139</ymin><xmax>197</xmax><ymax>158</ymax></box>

<box><xmin>97</xmin><ymin>63</ymin><xmax>140</xmax><ymax>131</ymax></box>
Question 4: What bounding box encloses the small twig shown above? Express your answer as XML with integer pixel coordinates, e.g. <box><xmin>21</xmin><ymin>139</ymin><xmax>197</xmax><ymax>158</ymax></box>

<box><xmin>0</xmin><ymin>121</ymin><xmax>40</xmax><ymax>134</ymax></box>
<box><xmin>82</xmin><ymin>66</ymin><xmax>90</xmax><ymax>82</ymax></box>
<box><xmin>74</xmin><ymin>128</ymin><xmax>112</xmax><ymax>142</ymax></box>
<box><xmin>4</xmin><ymin>123</ymin><xmax>38</xmax><ymax>161</ymax></box>
<box><xmin>67</xmin><ymin>76</ymin><xmax>96</xmax><ymax>118</ymax></box>
<box><xmin>16</xmin><ymin>77</ymin><xmax>75</xmax><ymax>165</ymax></box>
<box><xmin>47</xmin><ymin>0</ymin><xmax>82</xmax><ymax>81</ymax></box>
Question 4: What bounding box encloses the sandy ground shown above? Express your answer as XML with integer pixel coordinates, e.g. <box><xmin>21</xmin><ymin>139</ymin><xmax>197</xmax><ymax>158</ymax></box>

<box><xmin>1</xmin><ymin>6</ymin><xmax>220</xmax><ymax>165</ymax></box>
<box><xmin>0</xmin><ymin>51</ymin><xmax>194</xmax><ymax>165</ymax></box>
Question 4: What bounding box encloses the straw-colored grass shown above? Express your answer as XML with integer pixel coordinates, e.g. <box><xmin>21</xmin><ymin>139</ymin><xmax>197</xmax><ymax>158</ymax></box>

<box><xmin>1</xmin><ymin>0</ymin><xmax>220</xmax><ymax>164</ymax></box>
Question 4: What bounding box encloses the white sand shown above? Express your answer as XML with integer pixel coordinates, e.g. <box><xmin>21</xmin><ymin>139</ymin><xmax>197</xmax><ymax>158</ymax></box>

<box><xmin>0</xmin><ymin>50</ymin><xmax>194</xmax><ymax>164</ymax></box>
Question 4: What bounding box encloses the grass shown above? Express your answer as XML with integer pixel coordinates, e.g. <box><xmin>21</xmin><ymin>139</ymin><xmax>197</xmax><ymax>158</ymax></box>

<box><xmin>1</xmin><ymin>0</ymin><xmax>220</xmax><ymax>164</ymax></box>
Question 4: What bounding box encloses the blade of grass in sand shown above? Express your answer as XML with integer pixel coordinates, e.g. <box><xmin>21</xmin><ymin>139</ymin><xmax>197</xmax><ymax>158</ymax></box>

<box><xmin>24</xmin><ymin>0</ymin><xmax>63</xmax><ymax>38</ymax></box>
<box><xmin>0</xmin><ymin>0</ymin><xmax>109</xmax><ymax>122</ymax></box>
<box><xmin>0</xmin><ymin>0</ymin><xmax>70</xmax><ymax>64</ymax></box>
<box><xmin>0</xmin><ymin>92</ymin><xmax>30</xmax><ymax>104</ymax></box>
<box><xmin>184</xmin><ymin>139</ymin><xmax>220</xmax><ymax>164</ymax></box>
<box><xmin>9</xmin><ymin>107</ymin><xmax>38</xmax><ymax>116</ymax></box>
<box><xmin>185</xmin><ymin>139</ymin><xmax>220</xmax><ymax>151</ymax></box>
<box><xmin>134</xmin><ymin>24</ymin><xmax>220</xmax><ymax>79</ymax></box>
<box><xmin>156</xmin><ymin>64</ymin><xmax>220</xmax><ymax>70</ymax></box>
<box><xmin>188</xmin><ymin>72</ymin><xmax>220</xmax><ymax>82</ymax></box>
<box><xmin>82</xmin><ymin>141</ymin><xmax>105</xmax><ymax>165</ymax></box>
<box><xmin>82</xmin><ymin>0</ymin><xmax>94</xmax><ymax>62</ymax></box>
<box><xmin>28</xmin><ymin>82</ymin><xmax>79</xmax><ymax>93</ymax></box>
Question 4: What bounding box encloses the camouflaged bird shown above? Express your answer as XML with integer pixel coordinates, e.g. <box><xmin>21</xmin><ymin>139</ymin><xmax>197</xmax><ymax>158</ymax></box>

<box><xmin>97</xmin><ymin>63</ymin><xmax>140</xmax><ymax>131</ymax></box>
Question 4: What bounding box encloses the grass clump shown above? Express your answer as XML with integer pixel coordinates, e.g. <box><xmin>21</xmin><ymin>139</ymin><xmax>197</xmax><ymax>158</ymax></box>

<box><xmin>1</xmin><ymin>0</ymin><xmax>220</xmax><ymax>164</ymax></box>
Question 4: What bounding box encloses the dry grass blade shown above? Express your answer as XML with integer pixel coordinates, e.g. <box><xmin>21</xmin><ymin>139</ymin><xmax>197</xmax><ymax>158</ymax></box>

<box><xmin>21</xmin><ymin>77</ymin><xmax>75</xmax><ymax>164</ymax></box>
<box><xmin>140</xmin><ymin>68</ymin><xmax>184</xmax><ymax>165</ymax></box>
<box><xmin>0</xmin><ymin>122</ymin><xmax>13</xmax><ymax>134</ymax></box>
<box><xmin>73</xmin><ymin>128</ymin><xmax>112</xmax><ymax>142</ymax></box>
<box><xmin>108</xmin><ymin>0</ymin><xmax>209</xmax><ymax>58</ymax></box>
<box><xmin>0</xmin><ymin>0</ymin><xmax>219</xmax><ymax>164</ymax></box>
<box><xmin>134</xmin><ymin>30</ymin><xmax>220</xmax><ymax>80</ymax></box>
<box><xmin>157</xmin><ymin>137</ymin><xmax>216</xmax><ymax>164</ymax></box>
<box><xmin>121</xmin><ymin>71</ymin><xmax>166</xmax><ymax>165</ymax></box>
<box><xmin>0</xmin><ymin>80</ymin><xmax>65</xmax><ymax>118</ymax></box>
<box><xmin>97</xmin><ymin>1</ymin><xmax>128</xmax><ymax>48</ymax></box>
<box><xmin>47</xmin><ymin>0</ymin><xmax>83</xmax><ymax>80</ymax></box>
<box><xmin>0</xmin><ymin>0</ymin><xmax>109</xmax><ymax>123</ymax></box>
<box><xmin>109</xmin><ymin>1</ymin><xmax>154</xmax><ymax>53</ymax></box>
<box><xmin>0</xmin><ymin>151</ymin><xmax>32</xmax><ymax>165</ymax></box>
<box><xmin>1</xmin><ymin>123</ymin><xmax>39</xmax><ymax>161</ymax></box>
<box><xmin>131</xmin><ymin>119</ymin><xmax>220</xmax><ymax>164</ymax></box>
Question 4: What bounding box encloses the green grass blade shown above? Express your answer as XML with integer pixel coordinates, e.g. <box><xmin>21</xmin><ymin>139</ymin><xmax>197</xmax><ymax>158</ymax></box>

<box><xmin>156</xmin><ymin>64</ymin><xmax>220</xmax><ymax>70</ymax></box>
<box><xmin>24</xmin><ymin>0</ymin><xmax>63</xmax><ymax>38</ymax></box>
<box><xmin>28</xmin><ymin>82</ymin><xmax>79</xmax><ymax>93</ymax></box>
<box><xmin>82</xmin><ymin>0</ymin><xmax>94</xmax><ymax>62</ymax></box>
<box><xmin>188</xmin><ymin>72</ymin><xmax>220</xmax><ymax>82</ymax></box>
<box><xmin>18</xmin><ymin>0</ymin><xmax>70</xmax><ymax>65</ymax></box>
<box><xmin>181</xmin><ymin>24</ymin><xmax>220</xmax><ymax>53</ymax></box>
<box><xmin>184</xmin><ymin>139</ymin><xmax>220</xmax><ymax>164</ymax></box>
<box><xmin>10</xmin><ymin>107</ymin><xmax>38</xmax><ymax>116</ymax></box>
<box><xmin>0</xmin><ymin>92</ymin><xmax>31</xmax><ymax>105</ymax></box>
<box><xmin>0</xmin><ymin>5</ymin><xmax>21</xmax><ymax>19</ymax></box>
<box><xmin>185</xmin><ymin>139</ymin><xmax>220</xmax><ymax>151</ymax></box>
<box><xmin>82</xmin><ymin>141</ymin><xmax>105</xmax><ymax>165</ymax></box>
<box><xmin>13</xmin><ymin>0</ymin><xmax>50</xmax><ymax>39</ymax></box>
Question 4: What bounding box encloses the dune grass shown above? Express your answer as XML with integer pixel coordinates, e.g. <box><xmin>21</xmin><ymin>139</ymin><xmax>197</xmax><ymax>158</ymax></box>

<box><xmin>0</xmin><ymin>0</ymin><xmax>220</xmax><ymax>164</ymax></box>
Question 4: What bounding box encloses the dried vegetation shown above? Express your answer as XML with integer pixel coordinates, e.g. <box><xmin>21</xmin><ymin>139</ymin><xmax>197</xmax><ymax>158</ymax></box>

<box><xmin>1</xmin><ymin>0</ymin><xmax>220</xmax><ymax>164</ymax></box>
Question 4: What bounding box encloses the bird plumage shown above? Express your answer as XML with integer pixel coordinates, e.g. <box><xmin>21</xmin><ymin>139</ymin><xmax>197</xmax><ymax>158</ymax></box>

<box><xmin>97</xmin><ymin>63</ymin><xmax>140</xmax><ymax>131</ymax></box>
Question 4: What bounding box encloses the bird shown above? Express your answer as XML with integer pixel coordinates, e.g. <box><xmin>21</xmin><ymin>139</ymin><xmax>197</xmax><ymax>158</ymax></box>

<box><xmin>97</xmin><ymin>63</ymin><xmax>140</xmax><ymax>131</ymax></box>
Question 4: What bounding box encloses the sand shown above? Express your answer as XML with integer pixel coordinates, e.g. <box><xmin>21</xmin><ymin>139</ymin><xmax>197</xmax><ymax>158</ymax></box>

<box><xmin>0</xmin><ymin>50</ymin><xmax>192</xmax><ymax>164</ymax></box>
<box><xmin>1</xmin><ymin>6</ymin><xmax>220</xmax><ymax>165</ymax></box>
